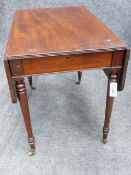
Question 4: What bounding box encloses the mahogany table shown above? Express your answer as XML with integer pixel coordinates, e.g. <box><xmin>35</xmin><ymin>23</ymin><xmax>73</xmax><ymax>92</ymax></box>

<box><xmin>4</xmin><ymin>6</ymin><xmax>130</xmax><ymax>156</ymax></box>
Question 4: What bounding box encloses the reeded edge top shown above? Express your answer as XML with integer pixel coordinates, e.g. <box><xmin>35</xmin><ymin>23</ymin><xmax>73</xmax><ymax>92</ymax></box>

<box><xmin>5</xmin><ymin>46</ymin><xmax>129</xmax><ymax>60</ymax></box>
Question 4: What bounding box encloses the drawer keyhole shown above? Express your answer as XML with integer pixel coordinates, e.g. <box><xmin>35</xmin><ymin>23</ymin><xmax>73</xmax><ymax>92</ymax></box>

<box><xmin>67</xmin><ymin>56</ymin><xmax>71</xmax><ymax>61</ymax></box>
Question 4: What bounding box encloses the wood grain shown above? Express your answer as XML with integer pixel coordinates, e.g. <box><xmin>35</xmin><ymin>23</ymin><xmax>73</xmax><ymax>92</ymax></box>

<box><xmin>15</xmin><ymin>79</ymin><xmax>35</xmax><ymax>152</ymax></box>
<box><xmin>103</xmin><ymin>70</ymin><xmax>118</xmax><ymax>143</ymax></box>
<box><xmin>4</xmin><ymin>6</ymin><xmax>128</xmax><ymax>60</ymax></box>
<box><xmin>22</xmin><ymin>52</ymin><xmax>114</xmax><ymax>75</ymax></box>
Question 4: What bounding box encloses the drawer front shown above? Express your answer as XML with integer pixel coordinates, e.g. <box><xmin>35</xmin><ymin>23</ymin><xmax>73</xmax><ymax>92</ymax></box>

<box><xmin>22</xmin><ymin>52</ymin><xmax>117</xmax><ymax>75</ymax></box>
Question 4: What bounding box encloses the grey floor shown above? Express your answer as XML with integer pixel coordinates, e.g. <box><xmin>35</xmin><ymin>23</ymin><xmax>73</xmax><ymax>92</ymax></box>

<box><xmin>0</xmin><ymin>1</ymin><xmax>131</xmax><ymax>175</ymax></box>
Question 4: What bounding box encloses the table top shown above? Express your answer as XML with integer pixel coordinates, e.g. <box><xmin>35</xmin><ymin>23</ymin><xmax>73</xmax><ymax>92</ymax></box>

<box><xmin>5</xmin><ymin>6</ymin><xmax>127</xmax><ymax>60</ymax></box>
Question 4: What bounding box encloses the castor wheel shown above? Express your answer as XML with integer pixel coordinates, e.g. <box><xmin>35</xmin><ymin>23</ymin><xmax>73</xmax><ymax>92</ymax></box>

<box><xmin>28</xmin><ymin>149</ymin><xmax>35</xmax><ymax>156</ymax></box>
<box><xmin>30</xmin><ymin>85</ymin><xmax>36</xmax><ymax>90</ymax></box>
<box><xmin>103</xmin><ymin>138</ymin><xmax>108</xmax><ymax>144</ymax></box>
<box><xmin>75</xmin><ymin>80</ymin><xmax>80</xmax><ymax>84</ymax></box>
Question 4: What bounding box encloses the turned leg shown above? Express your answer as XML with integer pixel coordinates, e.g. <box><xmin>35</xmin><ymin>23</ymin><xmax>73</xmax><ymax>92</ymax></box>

<box><xmin>76</xmin><ymin>71</ymin><xmax>82</xmax><ymax>84</ymax></box>
<box><xmin>28</xmin><ymin>76</ymin><xmax>36</xmax><ymax>89</ymax></box>
<box><xmin>15</xmin><ymin>79</ymin><xmax>35</xmax><ymax>156</ymax></box>
<box><xmin>103</xmin><ymin>72</ymin><xmax>118</xmax><ymax>144</ymax></box>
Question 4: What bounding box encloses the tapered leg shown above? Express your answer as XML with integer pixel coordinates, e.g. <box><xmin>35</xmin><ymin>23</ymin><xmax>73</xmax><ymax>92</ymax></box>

<box><xmin>28</xmin><ymin>76</ymin><xmax>36</xmax><ymax>89</ymax></box>
<box><xmin>15</xmin><ymin>79</ymin><xmax>35</xmax><ymax>156</ymax></box>
<box><xmin>76</xmin><ymin>71</ymin><xmax>82</xmax><ymax>84</ymax></box>
<box><xmin>103</xmin><ymin>72</ymin><xmax>118</xmax><ymax>144</ymax></box>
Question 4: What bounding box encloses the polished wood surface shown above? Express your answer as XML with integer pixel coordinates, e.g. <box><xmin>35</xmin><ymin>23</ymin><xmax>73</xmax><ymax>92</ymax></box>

<box><xmin>5</xmin><ymin>6</ymin><xmax>127</xmax><ymax>60</ymax></box>
<box><xmin>4</xmin><ymin>60</ymin><xmax>17</xmax><ymax>103</ymax></box>
<box><xmin>103</xmin><ymin>71</ymin><xmax>118</xmax><ymax>143</ymax></box>
<box><xmin>15</xmin><ymin>79</ymin><xmax>35</xmax><ymax>155</ymax></box>
<box><xmin>21</xmin><ymin>52</ymin><xmax>114</xmax><ymax>76</ymax></box>
<box><xmin>4</xmin><ymin>6</ymin><xmax>130</xmax><ymax>155</ymax></box>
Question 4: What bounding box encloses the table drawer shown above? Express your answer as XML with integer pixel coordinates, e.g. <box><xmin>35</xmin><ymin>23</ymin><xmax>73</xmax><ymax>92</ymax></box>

<box><xmin>22</xmin><ymin>52</ymin><xmax>119</xmax><ymax>75</ymax></box>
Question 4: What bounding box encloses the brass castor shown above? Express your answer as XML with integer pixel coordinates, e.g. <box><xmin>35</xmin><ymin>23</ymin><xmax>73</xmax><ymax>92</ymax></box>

<box><xmin>103</xmin><ymin>138</ymin><xmax>108</xmax><ymax>144</ymax></box>
<box><xmin>28</xmin><ymin>149</ymin><xmax>35</xmax><ymax>156</ymax></box>
<box><xmin>75</xmin><ymin>80</ymin><xmax>80</xmax><ymax>84</ymax></box>
<box><xmin>30</xmin><ymin>85</ymin><xmax>36</xmax><ymax>90</ymax></box>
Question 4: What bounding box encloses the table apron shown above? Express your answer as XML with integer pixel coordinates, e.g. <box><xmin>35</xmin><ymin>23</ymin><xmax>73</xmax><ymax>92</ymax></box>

<box><xmin>9</xmin><ymin>51</ymin><xmax>124</xmax><ymax>77</ymax></box>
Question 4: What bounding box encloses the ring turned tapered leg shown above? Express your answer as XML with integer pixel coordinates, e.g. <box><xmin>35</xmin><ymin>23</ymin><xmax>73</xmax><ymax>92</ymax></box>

<box><xmin>28</xmin><ymin>76</ymin><xmax>36</xmax><ymax>89</ymax></box>
<box><xmin>15</xmin><ymin>79</ymin><xmax>35</xmax><ymax>156</ymax></box>
<box><xmin>103</xmin><ymin>72</ymin><xmax>118</xmax><ymax>144</ymax></box>
<box><xmin>76</xmin><ymin>71</ymin><xmax>82</xmax><ymax>84</ymax></box>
